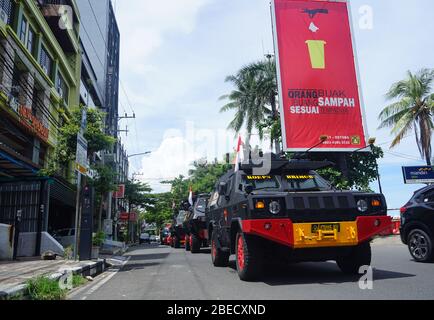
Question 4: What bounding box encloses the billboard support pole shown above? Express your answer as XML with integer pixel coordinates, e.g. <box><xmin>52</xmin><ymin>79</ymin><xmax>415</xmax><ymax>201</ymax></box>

<box><xmin>73</xmin><ymin>172</ymin><xmax>81</xmax><ymax>261</ymax></box>
<box><xmin>338</xmin><ymin>154</ymin><xmax>349</xmax><ymax>180</ymax></box>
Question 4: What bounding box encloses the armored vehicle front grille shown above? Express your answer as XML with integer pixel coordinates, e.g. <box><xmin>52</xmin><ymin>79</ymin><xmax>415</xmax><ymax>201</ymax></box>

<box><xmin>324</xmin><ymin>197</ymin><xmax>334</xmax><ymax>209</ymax></box>
<box><xmin>287</xmin><ymin>194</ymin><xmax>358</xmax><ymax>223</ymax></box>
<box><xmin>294</xmin><ymin>197</ymin><xmax>305</xmax><ymax>209</ymax></box>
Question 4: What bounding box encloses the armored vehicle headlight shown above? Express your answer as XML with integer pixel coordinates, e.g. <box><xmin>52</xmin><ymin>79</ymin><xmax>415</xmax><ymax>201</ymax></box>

<box><xmin>357</xmin><ymin>199</ymin><xmax>368</xmax><ymax>213</ymax></box>
<box><xmin>269</xmin><ymin>201</ymin><xmax>281</xmax><ymax>215</ymax></box>
<box><xmin>255</xmin><ymin>201</ymin><xmax>266</xmax><ymax>210</ymax></box>
<box><xmin>371</xmin><ymin>199</ymin><xmax>381</xmax><ymax>207</ymax></box>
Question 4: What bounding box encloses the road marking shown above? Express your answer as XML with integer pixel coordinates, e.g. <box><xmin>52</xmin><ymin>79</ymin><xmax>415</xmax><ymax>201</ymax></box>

<box><xmin>69</xmin><ymin>256</ymin><xmax>131</xmax><ymax>300</ymax></box>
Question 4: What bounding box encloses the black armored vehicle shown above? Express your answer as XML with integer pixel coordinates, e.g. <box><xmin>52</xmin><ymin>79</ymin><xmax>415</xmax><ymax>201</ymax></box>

<box><xmin>184</xmin><ymin>194</ymin><xmax>210</xmax><ymax>253</ymax></box>
<box><xmin>170</xmin><ymin>202</ymin><xmax>189</xmax><ymax>248</ymax></box>
<box><xmin>207</xmin><ymin>154</ymin><xmax>392</xmax><ymax>281</ymax></box>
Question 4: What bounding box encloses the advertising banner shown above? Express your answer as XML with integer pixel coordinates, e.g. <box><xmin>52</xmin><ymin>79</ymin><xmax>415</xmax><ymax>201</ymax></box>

<box><xmin>113</xmin><ymin>184</ymin><xmax>126</xmax><ymax>199</ymax></box>
<box><xmin>403</xmin><ymin>166</ymin><xmax>434</xmax><ymax>184</ymax></box>
<box><xmin>272</xmin><ymin>0</ymin><xmax>368</xmax><ymax>151</ymax></box>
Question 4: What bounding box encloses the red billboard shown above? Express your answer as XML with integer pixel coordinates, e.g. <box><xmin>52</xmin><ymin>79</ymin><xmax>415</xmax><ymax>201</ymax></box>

<box><xmin>113</xmin><ymin>185</ymin><xmax>126</xmax><ymax>199</ymax></box>
<box><xmin>272</xmin><ymin>0</ymin><xmax>368</xmax><ymax>151</ymax></box>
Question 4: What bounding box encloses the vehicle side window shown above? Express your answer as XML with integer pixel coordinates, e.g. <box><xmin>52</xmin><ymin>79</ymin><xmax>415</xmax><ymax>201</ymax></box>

<box><xmin>209</xmin><ymin>191</ymin><xmax>219</xmax><ymax>210</ymax></box>
<box><xmin>421</xmin><ymin>190</ymin><xmax>434</xmax><ymax>203</ymax></box>
<box><xmin>218</xmin><ymin>175</ymin><xmax>234</xmax><ymax>206</ymax></box>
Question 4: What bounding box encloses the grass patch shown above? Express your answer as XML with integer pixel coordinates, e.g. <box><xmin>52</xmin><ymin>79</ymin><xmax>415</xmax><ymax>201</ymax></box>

<box><xmin>27</xmin><ymin>276</ymin><xmax>67</xmax><ymax>301</ymax></box>
<box><xmin>72</xmin><ymin>275</ymin><xmax>87</xmax><ymax>288</ymax></box>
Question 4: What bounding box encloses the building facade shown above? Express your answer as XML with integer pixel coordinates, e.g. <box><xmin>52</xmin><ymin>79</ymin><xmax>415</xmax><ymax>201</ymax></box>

<box><xmin>76</xmin><ymin>0</ymin><xmax>128</xmax><ymax>238</ymax></box>
<box><xmin>0</xmin><ymin>0</ymin><xmax>82</xmax><ymax>254</ymax></box>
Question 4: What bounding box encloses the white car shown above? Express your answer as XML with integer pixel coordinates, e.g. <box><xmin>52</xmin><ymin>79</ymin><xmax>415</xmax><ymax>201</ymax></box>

<box><xmin>140</xmin><ymin>233</ymin><xmax>150</xmax><ymax>244</ymax></box>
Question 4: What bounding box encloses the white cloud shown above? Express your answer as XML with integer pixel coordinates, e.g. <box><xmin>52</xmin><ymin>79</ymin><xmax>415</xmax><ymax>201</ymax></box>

<box><xmin>137</xmin><ymin>136</ymin><xmax>200</xmax><ymax>193</ymax></box>
<box><xmin>117</xmin><ymin>0</ymin><xmax>212</xmax><ymax>74</ymax></box>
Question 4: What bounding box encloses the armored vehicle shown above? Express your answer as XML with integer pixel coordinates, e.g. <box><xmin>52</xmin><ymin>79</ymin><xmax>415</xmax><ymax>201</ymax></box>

<box><xmin>170</xmin><ymin>202</ymin><xmax>189</xmax><ymax>248</ymax></box>
<box><xmin>184</xmin><ymin>194</ymin><xmax>210</xmax><ymax>253</ymax></box>
<box><xmin>207</xmin><ymin>154</ymin><xmax>392</xmax><ymax>281</ymax></box>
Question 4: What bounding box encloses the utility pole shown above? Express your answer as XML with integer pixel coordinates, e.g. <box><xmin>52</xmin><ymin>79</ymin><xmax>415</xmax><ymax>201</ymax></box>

<box><xmin>73</xmin><ymin>108</ymin><xmax>88</xmax><ymax>261</ymax></box>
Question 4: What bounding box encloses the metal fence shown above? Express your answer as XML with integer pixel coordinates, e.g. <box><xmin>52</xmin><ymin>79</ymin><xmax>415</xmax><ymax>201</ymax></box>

<box><xmin>0</xmin><ymin>181</ymin><xmax>43</xmax><ymax>232</ymax></box>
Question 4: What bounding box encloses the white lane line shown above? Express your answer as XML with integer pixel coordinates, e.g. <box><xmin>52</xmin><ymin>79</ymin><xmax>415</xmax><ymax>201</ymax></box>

<box><xmin>71</xmin><ymin>256</ymin><xmax>131</xmax><ymax>300</ymax></box>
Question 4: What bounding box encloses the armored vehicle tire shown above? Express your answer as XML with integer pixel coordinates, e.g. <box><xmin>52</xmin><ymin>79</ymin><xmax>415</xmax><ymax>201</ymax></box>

<box><xmin>236</xmin><ymin>232</ymin><xmax>264</xmax><ymax>282</ymax></box>
<box><xmin>174</xmin><ymin>237</ymin><xmax>181</xmax><ymax>249</ymax></box>
<box><xmin>185</xmin><ymin>235</ymin><xmax>191</xmax><ymax>251</ymax></box>
<box><xmin>336</xmin><ymin>242</ymin><xmax>372</xmax><ymax>275</ymax></box>
<box><xmin>191</xmin><ymin>234</ymin><xmax>201</xmax><ymax>254</ymax></box>
<box><xmin>211</xmin><ymin>233</ymin><xmax>229</xmax><ymax>267</ymax></box>
<box><xmin>407</xmin><ymin>229</ymin><xmax>434</xmax><ymax>263</ymax></box>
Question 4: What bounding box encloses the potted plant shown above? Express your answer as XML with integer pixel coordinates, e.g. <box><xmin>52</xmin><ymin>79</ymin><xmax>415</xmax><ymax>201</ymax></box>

<box><xmin>92</xmin><ymin>231</ymin><xmax>105</xmax><ymax>260</ymax></box>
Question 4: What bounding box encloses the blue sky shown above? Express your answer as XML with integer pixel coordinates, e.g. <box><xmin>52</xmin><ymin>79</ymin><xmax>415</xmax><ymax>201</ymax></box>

<box><xmin>114</xmin><ymin>0</ymin><xmax>433</xmax><ymax>213</ymax></box>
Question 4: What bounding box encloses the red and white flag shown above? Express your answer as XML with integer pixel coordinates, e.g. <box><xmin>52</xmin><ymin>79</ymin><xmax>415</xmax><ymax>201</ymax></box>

<box><xmin>188</xmin><ymin>187</ymin><xmax>194</xmax><ymax>206</ymax></box>
<box><xmin>234</xmin><ymin>136</ymin><xmax>245</xmax><ymax>172</ymax></box>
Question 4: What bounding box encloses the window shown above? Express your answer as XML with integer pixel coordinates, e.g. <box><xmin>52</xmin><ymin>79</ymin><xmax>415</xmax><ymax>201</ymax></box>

<box><xmin>26</xmin><ymin>27</ymin><xmax>34</xmax><ymax>53</ymax></box>
<box><xmin>421</xmin><ymin>190</ymin><xmax>434</xmax><ymax>203</ymax></box>
<box><xmin>241</xmin><ymin>175</ymin><xmax>280</xmax><ymax>191</ymax></box>
<box><xmin>0</xmin><ymin>0</ymin><xmax>14</xmax><ymax>24</ymax></box>
<box><xmin>284</xmin><ymin>173</ymin><xmax>332</xmax><ymax>192</ymax></box>
<box><xmin>56</xmin><ymin>72</ymin><xmax>68</xmax><ymax>102</ymax></box>
<box><xmin>18</xmin><ymin>16</ymin><xmax>35</xmax><ymax>55</ymax></box>
<box><xmin>19</xmin><ymin>17</ymin><xmax>27</xmax><ymax>42</ymax></box>
<box><xmin>39</xmin><ymin>46</ymin><xmax>52</xmax><ymax>77</ymax></box>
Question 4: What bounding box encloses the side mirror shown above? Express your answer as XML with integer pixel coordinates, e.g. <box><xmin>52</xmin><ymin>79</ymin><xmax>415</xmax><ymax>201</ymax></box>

<box><xmin>218</xmin><ymin>182</ymin><xmax>227</xmax><ymax>196</ymax></box>
<box><xmin>244</xmin><ymin>184</ymin><xmax>254</xmax><ymax>195</ymax></box>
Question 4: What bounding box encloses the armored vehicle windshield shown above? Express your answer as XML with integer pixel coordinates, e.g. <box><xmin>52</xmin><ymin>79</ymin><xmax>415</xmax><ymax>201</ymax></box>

<box><xmin>240</xmin><ymin>171</ymin><xmax>332</xmax><ymax>193</ymax></box>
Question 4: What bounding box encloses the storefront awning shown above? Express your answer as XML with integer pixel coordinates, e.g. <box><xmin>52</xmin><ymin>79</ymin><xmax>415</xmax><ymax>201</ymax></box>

<box><xmin>0</xmin><ymin>147</ymin><xmax>38</xmax><ymax>177</ymax></box>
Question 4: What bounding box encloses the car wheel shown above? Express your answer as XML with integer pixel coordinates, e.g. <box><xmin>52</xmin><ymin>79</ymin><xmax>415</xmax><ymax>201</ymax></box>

<box><xmin>236</xmin><ymin>232</ymin><xmax>263</xmax><ymax>282</ymax></box>
<box><xmin>185</xmin><ymin>236</ymin><xmax>191</xmax><ymax>251</ymax></box>
<box><xmin>191</xmin><ymin>234</ymin><xmax>201</xmax><ymax>254</ymax></box>
<box><xmin>337</xmin><ymin>242</ymin><xmax>372</xmax><ymax>275</ymax></box>
<box><xmin>408</xmin><ymin>229</ymin><xmax>433</xmax><ymax>263</ymax></box>
<box><xmin>211</xmin><ymin>233</ymin><xmax>229</xmax><ymax>267</ymax></box>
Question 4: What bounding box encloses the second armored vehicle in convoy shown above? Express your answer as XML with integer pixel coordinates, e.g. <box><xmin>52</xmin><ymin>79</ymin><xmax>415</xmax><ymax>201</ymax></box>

<box><xmin>184</xmin><ymin>194</ymin><xmax>210</xmax><ymax>253</ymax></box>
<box><xmin>207</xmin><ymin>154</ymin><xmax>393</xmax><ymax>281</ymax></box>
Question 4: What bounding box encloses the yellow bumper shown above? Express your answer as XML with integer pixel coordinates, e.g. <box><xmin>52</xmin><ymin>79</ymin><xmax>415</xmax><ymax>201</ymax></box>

<box><xmin>293</xmin><ymin>222</ymin><xmax>359</xmax><ymax>249</ymax></box>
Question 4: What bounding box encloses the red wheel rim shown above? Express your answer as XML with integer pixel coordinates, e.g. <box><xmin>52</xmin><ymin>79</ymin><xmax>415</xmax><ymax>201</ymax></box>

<box><xmin>237</xmin><ymin>235</ymin><xmax>245</xmax><ymax>271</ymax></box>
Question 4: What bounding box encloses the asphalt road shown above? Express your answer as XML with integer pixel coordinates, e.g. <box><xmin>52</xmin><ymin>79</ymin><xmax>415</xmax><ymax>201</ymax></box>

<box><xmin>70</xmin><ymin>237</ymin><xmax>434</xmax><ymax>300</ymax></box>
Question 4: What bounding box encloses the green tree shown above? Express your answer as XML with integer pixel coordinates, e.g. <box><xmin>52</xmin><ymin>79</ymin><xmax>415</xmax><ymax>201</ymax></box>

<box><xmin>89</xmin><ymin>164</ymin><xmax>118</xmax><ymax>230</ymax></box>
<box><xmin>220</xmin><ymin>59</ymin><xmax>276</xmax><ymax>148</ymax></box>
<box><xmin>144</xmin><ymin>193</ymin><xmax>173</xmax><ymax>229</ymax></box>
<box><xmin>43</xmin><ymin>106</ymin><xmax>115</xmax><ymax>176</ymax></box>
<box><xmin>125</xmin><ymin>180</ymin><xmax>154</xmax><ymax>211</ymax></box>
<box><xmin>290</xmin><ymin>146</ymin><xmax>384</xmax><ymax>191</ymax></box>
<box><xmin>189</xmin><ymin>160</ymin><xmax>232</xmax><ymax>194</ymax></box>
<box><xmin>378</xmin><ymin>68</ymin><xmax>434</xmax><ymax>165</ymax></box>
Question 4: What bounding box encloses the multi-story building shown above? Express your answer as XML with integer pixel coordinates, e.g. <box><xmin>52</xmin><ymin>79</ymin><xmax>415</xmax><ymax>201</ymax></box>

<box><xmin>0</xmin><ymin>0</ymin><xmax>82</xmax><ymax>255</ymax></box>
<box><xmin>76</xmin><ymin>0</ymin><xmax>128</xmax><ymax>238</ymax></box>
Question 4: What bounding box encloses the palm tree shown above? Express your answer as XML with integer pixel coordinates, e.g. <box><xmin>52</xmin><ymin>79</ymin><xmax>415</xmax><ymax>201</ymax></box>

<box><xmin>220</xmin><ymin>58</ymin><xmax>279</xmax><ymax>151</ymax></box>
<box><xmin>378</xmin><ymin>68</ymin><xmax>434</xmax><ymax>165</ymax></box>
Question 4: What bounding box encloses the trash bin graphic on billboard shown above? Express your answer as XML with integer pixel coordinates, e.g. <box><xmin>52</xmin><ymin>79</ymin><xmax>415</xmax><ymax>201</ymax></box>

<box><xmin>305</xmin><ymin>40</ymin><xmax>327</xmax><ymax>69</ymax></box>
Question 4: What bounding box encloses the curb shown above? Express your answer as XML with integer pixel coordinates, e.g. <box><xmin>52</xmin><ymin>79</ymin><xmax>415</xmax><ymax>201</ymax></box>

<box><xmin>0</xmin><ymin>259</ymin><xmax>107</xmax><ymax>300</ymax></box>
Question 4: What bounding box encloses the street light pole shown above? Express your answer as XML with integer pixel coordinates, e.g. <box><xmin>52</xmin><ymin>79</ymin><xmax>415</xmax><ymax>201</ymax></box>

<box><xmin>128</xmin><ymin>151</ymin><xmax>152</xmax><ymax>159</ymax></box>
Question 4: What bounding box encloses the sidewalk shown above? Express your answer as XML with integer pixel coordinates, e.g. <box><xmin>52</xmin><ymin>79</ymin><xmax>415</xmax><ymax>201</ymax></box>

<box><xmin>0</xmin><ymin>257</ymin><xmax>106</xmax><ymax>299</ymax></box>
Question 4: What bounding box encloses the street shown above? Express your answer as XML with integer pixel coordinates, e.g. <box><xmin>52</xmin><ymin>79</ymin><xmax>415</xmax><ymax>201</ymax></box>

<box><xmin>70</xmin><ymin>237</ymin><xmax>434</xmax><ymax>300</ymax></box>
